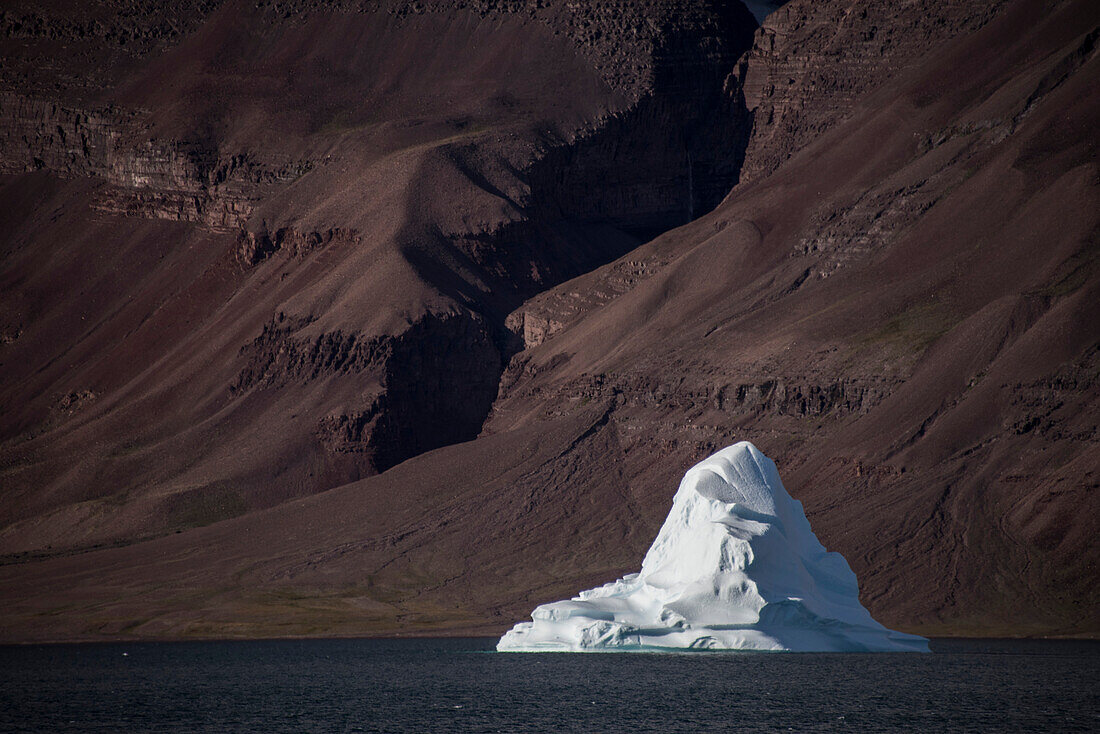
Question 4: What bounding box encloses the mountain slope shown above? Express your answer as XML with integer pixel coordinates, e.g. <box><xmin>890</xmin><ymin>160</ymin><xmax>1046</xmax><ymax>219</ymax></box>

<box><xmin>0</xmin><ymin>0</ymin><xmax>757</xmax><ymax>556</ymax></box>
<box><xmin>1</xmin><ymin>0</ymin><xmax>1096</xmax><ymax>641</ymax></box>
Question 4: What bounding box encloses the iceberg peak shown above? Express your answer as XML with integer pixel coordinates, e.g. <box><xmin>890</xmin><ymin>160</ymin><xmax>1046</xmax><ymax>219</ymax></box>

<box><xmin>497</xmin><ymin>441</ymin><xmax>929</xmax><ymax>652</ymax></box>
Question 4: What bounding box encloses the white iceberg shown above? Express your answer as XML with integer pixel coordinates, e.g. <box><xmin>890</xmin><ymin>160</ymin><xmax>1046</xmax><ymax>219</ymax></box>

<box><xmin>498</xmin><ymin>441</ymin><xmax>929</xmax><ymax>652</ymax></box>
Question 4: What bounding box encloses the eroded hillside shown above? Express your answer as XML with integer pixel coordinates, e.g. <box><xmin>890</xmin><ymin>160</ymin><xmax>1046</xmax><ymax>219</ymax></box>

<box><xmin>1</xmin><ymin>0</ymin><xmax>1096</xmax><ymax>641</ymax></box>
<box><xmin>0</xmin><ymin>0</ymin><xmax>756</xmax><ymax>554</ymax></box>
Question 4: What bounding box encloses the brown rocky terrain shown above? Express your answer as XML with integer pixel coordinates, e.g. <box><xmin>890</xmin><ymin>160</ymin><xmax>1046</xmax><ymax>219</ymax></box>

<box><xmin>0</xmin><ymin>0</ymin><xmax>756</xmax><ymax>547</ymax></box>
<box><xmin>1</xmin><ymin>0</ymin><xmax>1097</xmax><ymax>642</ymax></box>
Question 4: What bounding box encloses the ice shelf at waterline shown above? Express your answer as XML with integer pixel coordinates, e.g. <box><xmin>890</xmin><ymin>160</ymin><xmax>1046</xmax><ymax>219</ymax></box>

<box><xmin>497</xmin><ymin>442</ymin><xmax>929</xmax><ymax>652</ymax></box>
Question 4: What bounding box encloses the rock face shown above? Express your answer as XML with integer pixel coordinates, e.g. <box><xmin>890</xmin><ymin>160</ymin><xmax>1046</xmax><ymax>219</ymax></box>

<box><xmin>498</xmin><ymin>442</ymin><xmax>930</xmax><ymax>652</ymax></box>
<box><xmin>230</xmin><ymin>309</ymin><xmax>501</xmax><ymax>474</ymax></box>
<box><xmin>729</xmin><ymin>0</ymin><xmax>1011</xmax><ymax>185</ymax></box>
<box><xmin>0</xmin><ymin>0</ymin><xmax>1098</xmax><ymax>643</ymax></box>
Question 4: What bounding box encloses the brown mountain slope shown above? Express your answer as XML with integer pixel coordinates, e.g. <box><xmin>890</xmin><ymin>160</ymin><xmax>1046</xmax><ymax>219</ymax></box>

<box><xmin>2</xmin><ymin>0</ymin><xmax>1098</xmax><ymax>642</ymax></box>
<box><xmin>0</xmin><ymin>0</ymin><xmax>756</xmax><ymax>556</ymax></box>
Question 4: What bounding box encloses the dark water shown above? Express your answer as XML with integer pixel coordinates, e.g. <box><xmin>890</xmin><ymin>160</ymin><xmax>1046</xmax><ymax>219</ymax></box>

<box><xmin>1</xmin><ymin>638</ymin><xmax>1097</xmax><ymax>732</ymax></box>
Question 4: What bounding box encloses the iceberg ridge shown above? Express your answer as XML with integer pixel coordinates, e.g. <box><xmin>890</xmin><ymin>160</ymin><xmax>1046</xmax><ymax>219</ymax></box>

<box><xmin>497</xmin><ymin>441</ymin><xmax>929</xmax><ymax>652</ymax></box>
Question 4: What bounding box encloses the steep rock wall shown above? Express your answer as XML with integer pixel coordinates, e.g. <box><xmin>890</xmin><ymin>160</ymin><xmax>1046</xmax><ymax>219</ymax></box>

<box><xmin>729</xmin><ymin>0</ymin><xmax>1010</xmax><ymax>185</ymax></box>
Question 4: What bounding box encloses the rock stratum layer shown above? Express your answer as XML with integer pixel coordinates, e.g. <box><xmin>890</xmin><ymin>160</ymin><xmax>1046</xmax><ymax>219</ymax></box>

<box><xmin>1</xmin><ymin>0</ymin><xmax>1097</xmax><ymax>642</ymax></box>
<box><xmin>498</xmin><ymin>442</ymin><xmax>930</xmax><ymax>652</ymax></box>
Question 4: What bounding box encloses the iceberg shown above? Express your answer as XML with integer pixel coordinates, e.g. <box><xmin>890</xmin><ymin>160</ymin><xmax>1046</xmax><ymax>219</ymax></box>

<box><xmin>497</xmin><ymin>441</ymin><xmax>929</xmax><ymax>652</ymax></box>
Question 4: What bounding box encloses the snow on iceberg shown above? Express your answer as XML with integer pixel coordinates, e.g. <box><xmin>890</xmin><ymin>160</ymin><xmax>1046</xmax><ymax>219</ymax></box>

<box><xmin>497</xmin><ymin>441</ymin><xmax>929</xmax><ymax>652</ymax></box>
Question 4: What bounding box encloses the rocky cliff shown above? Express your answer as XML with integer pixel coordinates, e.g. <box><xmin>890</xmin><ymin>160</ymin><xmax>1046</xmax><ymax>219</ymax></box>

<box><xmin>729</xmin><ymin>0</ymin><xmax>1011</xmax><ymax>184</ymax></box>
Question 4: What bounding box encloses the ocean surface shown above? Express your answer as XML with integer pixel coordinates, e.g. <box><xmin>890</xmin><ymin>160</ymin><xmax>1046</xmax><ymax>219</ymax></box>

<box><xmin>1</xmin><ymin>637</ymin><xmax>1097</xmax><ymax>732</ymax></box>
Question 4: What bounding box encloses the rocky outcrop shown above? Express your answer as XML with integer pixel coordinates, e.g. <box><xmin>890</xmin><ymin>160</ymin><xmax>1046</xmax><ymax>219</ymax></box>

<box><xmin>0</xmin><ymin>93</ymin><xmax>316</xmax><ymax>229</ymax></box>
<box><xmin>250</xmin><ymin>0</ymin><xmax>753</xmax><ymax>104</ymax></box>
<box><xmin>230</xmin><ymin>314</ymin><xmax>365</xmax><ymax>393</ymax></box>
<box><xmin>1008</xmin><ymin>344</ymin><xmax>1100</xmax><ymax>442</ymax></box>
<box><xmin>0</xmin><ymin>2</ymin><xmax>224</xmax><ymax>96</ymax></box>
<box><xmin>497</xmin><ymin>364</ymin><xmax>893</xmax><ymax>422</ymax></box>
<box><xmin>503</xmin><ymin>252</ymin><xmax>672</xmax><ymax>349</ymax></box>
<box><xmin>504</xmin><ymin>311</ymin><xmax>565</xmax><ymax>351</ymax></box>
<box><xmin>728</xmin><ymin>0</ymin><xmax>1010</xmax><ymax>185</ymax></box>
<box><xmin>234</xmin><ymin>310</ymin><xmax>501</xmax><ymax>473</ymax></box>
<box><xmin>0</xmin><ymin>94</ymin><xmax>126</xmax><ymax>176</ymax></box>
<box><xmin>236</xmin><ymin>227</ymin><xmax>359</xmax><ymax>265</ymax></box>
<box><xmin>0</xmin><ymin>3</ymin><xmax>220</xmax><ymax>52</ymax></box>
